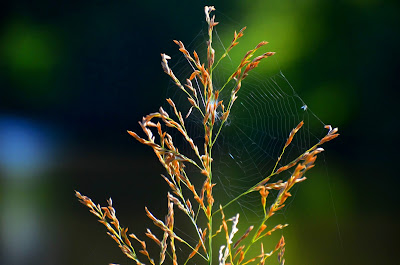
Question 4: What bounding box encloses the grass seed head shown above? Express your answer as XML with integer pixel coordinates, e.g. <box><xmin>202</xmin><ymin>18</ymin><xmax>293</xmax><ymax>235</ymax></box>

<box><xmin>77</xmin><ymin>5</ymin><xmax>338</xmax><ymax>265</ymax></box>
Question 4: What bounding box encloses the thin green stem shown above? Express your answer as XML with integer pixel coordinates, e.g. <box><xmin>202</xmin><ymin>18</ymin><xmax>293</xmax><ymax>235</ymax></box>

<box><xmin>179</xmin><ymin>237</ymin><xmax>208</xmax><ymax>261</ymax></box>
<box><xmin>242</xmin><ymin>188</ymin><xmax>286</xmax><ymax>259</ymax></box>
<box><xmin>218</xmin><ymin>72</ymin><xmax>235</xmax><ymax>93</ymax></box>
<box><xmin>159</xmin><ymin>147</ymin><xmax>203</xmax><ymax>171</ymax></box>
<box><xmin>271</xmin><ymin>145</ymin><xmax>288</xmax><ymax>174</ymax></box>
<box><xmin>213</xmin><ymin>138</ymin><xmax>324</xmax><ymax>217</ymax></box>
<box><xmin>173</xmin><ymin>79</ymin><xmax>205</xmax><ymax>119</ymax></box>
<box><xmin>179</xmin><ymin>171</ymin><xmax>209</xmax><ymax>258</ymax></box>
<box><xmin>207</xmin><ymin>124</ymin><xmax>214</xmax><ymax>265</ymax></box>
<box><xmin>212</xmin><ymin>52</ymin><xmax>227</xmax><ymax>72</ymax></box>
<box><xmin>211</xmin><ymin>93</ymin><xmax>235</xmax><ymax>147</ymax></box>
<box><xmin>208</xmin><ymin>214</ymin><xmax>213</xmax><ymax>265</ymax></box>
<box><xmin>211</xmin><ymin>190</ymin><xmax>252</xmax><ymax>217</ymax></box>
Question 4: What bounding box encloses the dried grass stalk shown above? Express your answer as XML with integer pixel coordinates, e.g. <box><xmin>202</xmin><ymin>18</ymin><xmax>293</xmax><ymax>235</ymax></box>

<box><xmin>76</xmin><ymin>5</ymin><xmax>338</xmax><ymax>265</ymax></box>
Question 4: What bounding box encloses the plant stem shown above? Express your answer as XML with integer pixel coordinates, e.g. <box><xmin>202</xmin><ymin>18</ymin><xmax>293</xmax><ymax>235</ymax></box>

<box><xmin>208</xmin><ymin>214</ymin><xmax>213</xmax><ymax>265</ymax></box>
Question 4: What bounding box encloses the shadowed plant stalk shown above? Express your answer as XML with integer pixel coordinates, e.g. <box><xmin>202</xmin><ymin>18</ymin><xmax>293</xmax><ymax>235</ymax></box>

<box><xmin>76</xmin><ymin>6</ymin><xmax>339</xmax><ymax>265</ymax></box>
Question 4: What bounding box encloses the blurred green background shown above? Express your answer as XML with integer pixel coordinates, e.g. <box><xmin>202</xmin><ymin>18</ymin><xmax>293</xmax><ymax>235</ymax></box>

<box><xmin>0</xmin><ymin>0</ymin><xmax>398</xmax><ymax>264</ymax></box>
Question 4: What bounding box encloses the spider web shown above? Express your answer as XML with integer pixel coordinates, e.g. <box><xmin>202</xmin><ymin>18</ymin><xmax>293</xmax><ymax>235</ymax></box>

<box><xmin>163</xmin><ymin>23</ymin><xmax>328</xmax><ymax>223</ymax></box>
<box><xmin>212</xmin><ymin>69</ymin><xmax>326</xmax><ymax>221</ymax></box>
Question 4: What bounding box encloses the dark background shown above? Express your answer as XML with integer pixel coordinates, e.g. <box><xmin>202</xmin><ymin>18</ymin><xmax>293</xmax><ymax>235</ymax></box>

<box><xmin>0</xmin><ymin>0</ymin><xmax>399</xmax><ymax>264</ymax></box>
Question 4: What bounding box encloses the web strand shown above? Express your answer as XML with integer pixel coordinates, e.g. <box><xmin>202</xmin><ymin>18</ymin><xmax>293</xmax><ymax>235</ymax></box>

<box><xmin>164</xmin><ymin>26</ymin><xmax>328</xmax><ymax>222</ymax></box>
